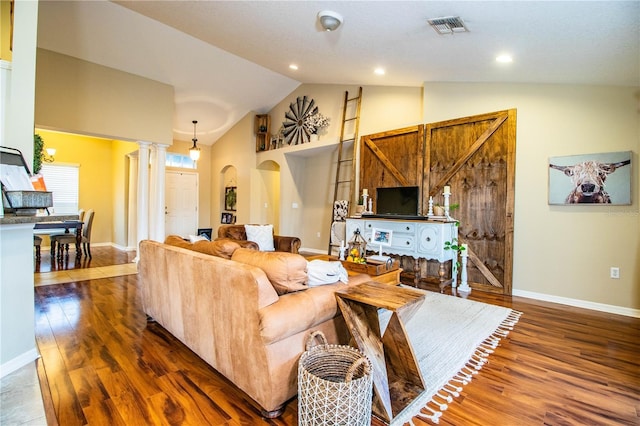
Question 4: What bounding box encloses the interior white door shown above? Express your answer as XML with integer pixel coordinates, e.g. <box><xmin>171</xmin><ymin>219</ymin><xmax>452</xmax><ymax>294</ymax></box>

<box><xmin>165</xmin><ymin>171</ymin><xmax>198</xmax><ymax>238</ymax></box>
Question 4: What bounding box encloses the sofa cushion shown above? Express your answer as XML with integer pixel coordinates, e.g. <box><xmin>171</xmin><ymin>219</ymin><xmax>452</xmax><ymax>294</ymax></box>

<box><xmin>244</xmin><ymin>224</ymin><xmax>275</xmax><ymax>251</ymax></box>
<box><xmin>165</xmin><ymin>235</ymin><xmax>192</xmax><ymax>249</ymax></box>
<box><xmin>258</xmin><ymin>273</ymin><xmax>372</xmax><ymax>344</ymax></box>
<box><xmin>164</xmin><ymin>235</ymin><xmax>242</xmax><ymax>259</ymax></box>
<box><xmin>192</xmin><ymin>239</ymin><xmax>241</xmax><ymax>259</ymax></box>
<box><xmin>232</xmin><ymin>248</ymin><xmax>307</xmax><ymax>295</ymax></box>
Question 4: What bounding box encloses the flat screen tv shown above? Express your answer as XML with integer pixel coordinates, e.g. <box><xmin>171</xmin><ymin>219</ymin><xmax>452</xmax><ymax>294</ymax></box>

<box><xmin>376</xmin><ymin>186</ymin><xmax>419</xmax><ymax>216</ymax></box>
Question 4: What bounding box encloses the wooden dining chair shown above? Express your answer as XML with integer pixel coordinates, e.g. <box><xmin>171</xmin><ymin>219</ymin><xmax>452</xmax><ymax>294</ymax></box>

<box><xmin>33</xmin><ymin>235</ymin><xmax>42</xmax><ymax>261</ymax></box>
<box><xmin>52</xmin><ymin>209</ymin><xmax>95</xmax><ymax>259</ymax></box>
<box><xmin>49</xmin><ymin>208</ymin><xmax>86</xmax><ymax>258</ymax></box>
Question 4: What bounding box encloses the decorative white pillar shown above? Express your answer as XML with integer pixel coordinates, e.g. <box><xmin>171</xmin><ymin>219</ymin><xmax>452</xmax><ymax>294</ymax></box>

<box><xmin>136</xmin><ymin>142</ymin><xmax>152</xmax><ymax>252</ymax></box>
<box><xmin>458</xmin><ymin>243</ymin><xmax>471</xmax><ymax>293</ymax></box>
<box><xmin>150</xmin><ymin>143</ymin><xmax>168</xmax><ymax>242</ymax></box>
<box><xmin>126</xmin><ymin>153</ymin><xmax>138</xmax><ymax>251</ymax></box>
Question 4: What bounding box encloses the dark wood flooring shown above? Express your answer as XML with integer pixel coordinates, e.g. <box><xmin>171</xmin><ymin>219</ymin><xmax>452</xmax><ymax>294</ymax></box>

<box><xmin>34</xmin><ymin>248</ymin><xmax>640</xmax><ymax>425</ymax></box>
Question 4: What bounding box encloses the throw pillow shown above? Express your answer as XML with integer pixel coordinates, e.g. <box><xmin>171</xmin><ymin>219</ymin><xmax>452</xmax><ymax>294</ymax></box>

<box><xmin>307</xmin><ymin>260</ymin><xmax>349</xmax><ymax>286</ymax></box>
<box><xmin>231</xmin><ymin>248</ymin><xmax>307</xmax><ymax>294</ymax></box>
<box><xmin>244</xmin><ymin>224</ymin><xmax>275</xmax><ymax>251</ymax></box>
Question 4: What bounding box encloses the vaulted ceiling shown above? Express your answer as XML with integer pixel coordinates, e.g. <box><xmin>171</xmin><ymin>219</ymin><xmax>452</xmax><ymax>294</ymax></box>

<box><xmin>37</xmin><ymin>1</ymin><xmax>639</xmax><ymax>145</ymax></box>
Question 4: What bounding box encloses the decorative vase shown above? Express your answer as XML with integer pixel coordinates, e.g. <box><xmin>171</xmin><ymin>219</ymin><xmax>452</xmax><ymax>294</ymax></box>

<box><xmin>310</xmin><ymin>133</ymin><xmax>319</xmax><ymax>143</ymax></box>
<box><xmin>434</xmin><ymin>206</ymin><xmax>445</xmax><ymax>216</ymax></box>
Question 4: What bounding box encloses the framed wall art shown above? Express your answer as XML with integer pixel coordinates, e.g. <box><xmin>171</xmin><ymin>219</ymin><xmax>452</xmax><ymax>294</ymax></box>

<box><xmin>224</xmin><ymin>186</ymin><xmax>237</xmax><ymax>211</ymax></box>
<box><xmin>548</xmin><ymin>151</ymin><xmax>631</xmax><ymax>205</ymax></box>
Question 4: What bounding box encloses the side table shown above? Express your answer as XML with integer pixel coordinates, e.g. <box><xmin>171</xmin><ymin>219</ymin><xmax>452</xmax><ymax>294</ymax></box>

<box><xmin>335</xmin><ymin>281</ymin><xmax>426</xmax><ymax>423</ymax></box>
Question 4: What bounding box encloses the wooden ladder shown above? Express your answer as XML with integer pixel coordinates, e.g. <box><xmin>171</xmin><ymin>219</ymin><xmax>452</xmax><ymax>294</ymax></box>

<box><xmin>327</xmin><ymin>87</ymin><xmax>363</xmax><ymax>255</ymax></box>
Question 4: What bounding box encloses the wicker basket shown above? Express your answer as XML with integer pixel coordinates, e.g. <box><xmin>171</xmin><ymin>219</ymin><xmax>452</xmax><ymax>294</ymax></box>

<box><xmin>298</xmin><ymin>331</ymin><xmax>373</xmax><ymax>426</ymax></box>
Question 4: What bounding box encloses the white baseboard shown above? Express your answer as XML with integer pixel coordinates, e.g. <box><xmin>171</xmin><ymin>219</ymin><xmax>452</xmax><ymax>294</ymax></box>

<box><xmin>108</xmin><ymin>242</ymin><xmax>137</xmax><ymax>252</ymax></box>
<box><xmin>513</xmin><ymin>289</ymin><xmax>640</xmax><ymax>318</ymax></box>
<box><xmin>0</xmin><ymin>348</ymin><xmax>40</xmax><ymax>379</ymax></box>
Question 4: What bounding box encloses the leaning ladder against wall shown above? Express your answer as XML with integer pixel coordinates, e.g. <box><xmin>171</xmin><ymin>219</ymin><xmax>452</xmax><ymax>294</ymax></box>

<box><xmin>327</xmin><ymin>87</ymin><xmax>363</xmax><ymax>255</ymax></box>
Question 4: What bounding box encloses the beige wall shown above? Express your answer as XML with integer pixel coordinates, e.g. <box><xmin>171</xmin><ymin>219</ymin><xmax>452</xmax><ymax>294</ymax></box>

<box><xmin>423</xmin><ymin>82</ymin><xmax>639</xmax><ymax>310</ymax></box>
<box><xmin>259</xmin><ymin>84</ymin><xmax>424</xmax><ymax>245</ymax></box>
<box><xmin>209</xmin><ymin>113</ymin><xmax>257</xmax><ymax>235</ymax></box>
<box><xmin>35</xmin><ymin>49</ymin><xmax>174</xmax><ymax>145</ymax></box>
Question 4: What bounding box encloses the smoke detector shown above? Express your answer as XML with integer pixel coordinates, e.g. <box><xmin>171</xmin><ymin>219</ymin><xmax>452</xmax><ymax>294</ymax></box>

<box><xmin>427</xmin><ymin>16</ymin><xmax>469</xmax><ymax>35</ymax></box>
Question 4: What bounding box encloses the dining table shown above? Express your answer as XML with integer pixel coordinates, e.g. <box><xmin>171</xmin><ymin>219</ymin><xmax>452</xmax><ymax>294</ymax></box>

<box><xmin>33</xmin><ymin>220</ymin><xmax>84</xmax><ymax>259</ymax></box>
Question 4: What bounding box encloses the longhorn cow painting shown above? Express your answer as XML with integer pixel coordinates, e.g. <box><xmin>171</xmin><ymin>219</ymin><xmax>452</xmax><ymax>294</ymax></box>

<box><xmin>549</xmin><ymin>151</ymin><xmax>632</xmax><ymax>205</ymax></box>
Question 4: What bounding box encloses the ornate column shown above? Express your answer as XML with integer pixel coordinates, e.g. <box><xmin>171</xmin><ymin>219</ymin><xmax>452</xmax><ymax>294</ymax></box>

<box><xmin>136</xmin><ymin>141</ymin><xmax>152</xmax><ymax>251</ymax></box>
<box><xmin>126</xmin><ymin>152</ymin><xmax>139</xmax><ymax>250</ymax></box>
<box><xmin>150</xmin><ymin>143</ymin><xmax>168</xmax><ymax>242</ymax></box>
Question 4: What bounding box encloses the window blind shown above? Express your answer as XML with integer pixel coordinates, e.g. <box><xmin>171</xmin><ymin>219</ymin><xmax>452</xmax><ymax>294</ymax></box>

<box><xmin>40</xmin><ymin>164</ymin><xmax>79</xmax><ymax>214</ymax></box>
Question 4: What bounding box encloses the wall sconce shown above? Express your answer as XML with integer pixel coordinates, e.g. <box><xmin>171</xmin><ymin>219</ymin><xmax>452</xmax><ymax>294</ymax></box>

<box><xmin>189</xmin><ymin>120</ymin><xmax>201</xmax><ymax>161</ymax></box>
<box><xmin>42</xmin><ymin>147</ymin><xmax>56</xmax><ymax>163</ymax></box>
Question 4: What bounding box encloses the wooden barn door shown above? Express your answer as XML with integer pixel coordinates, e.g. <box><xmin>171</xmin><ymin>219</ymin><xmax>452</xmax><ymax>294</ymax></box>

<box><xmin>424</xmin><ymin>109</ymin><xmax>516</xmax><ymax>295</ymax></box>
<box><xmin>359</xmin><ymin>110</ymin><xmax>516</xmax><ymax>295</ymax></box>
<box><xmin>359</xmin><ymin>125</ymin><xmax>424</xmax><ymax>209</ymax></box>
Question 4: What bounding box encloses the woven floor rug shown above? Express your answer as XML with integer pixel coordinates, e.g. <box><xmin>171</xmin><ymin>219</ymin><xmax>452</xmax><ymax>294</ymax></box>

<box><xmin>378</xmin><ymin>289</ymin><xmax>522</xmax><ymax>425</ymax></box>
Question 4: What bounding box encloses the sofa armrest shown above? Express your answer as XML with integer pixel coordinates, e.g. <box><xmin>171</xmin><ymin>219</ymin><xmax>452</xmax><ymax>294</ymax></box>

<box><xmin>273</xmin><ymin>235</ymin><xmax>301</xmax><ymax>254</ymax></box>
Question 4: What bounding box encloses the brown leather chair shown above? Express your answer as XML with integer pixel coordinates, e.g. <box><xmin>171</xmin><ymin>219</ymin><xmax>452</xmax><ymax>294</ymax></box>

<box><xmin>217</xmin><ymin>224</ymin><xmax>301</xmax><ymax>253</ymax></box>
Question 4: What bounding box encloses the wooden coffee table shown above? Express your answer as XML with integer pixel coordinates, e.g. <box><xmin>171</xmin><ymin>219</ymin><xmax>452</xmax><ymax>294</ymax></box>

<box><xmin>335</xmin><ymin>281</ymin><xmax>426</xmax><ymax>423</ymax></box>
<box><xmin>307</xmin><ymin>254</ymin><xmax>401</xmax><ymax>286</ymax></box>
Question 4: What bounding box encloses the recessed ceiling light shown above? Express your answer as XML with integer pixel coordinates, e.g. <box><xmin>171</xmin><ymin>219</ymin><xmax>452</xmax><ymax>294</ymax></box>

<box><xmin>496</xmin><ymin>54</ymin><xmax>513</xmax><ymax>63</ymax></box>
<box><xmin>374</xmin><ymin>68</ymin><xmax>385</xmax><ymax>75</ymax></box>
<box><xmin>289</xmin><ymin>64</ymin><xmax>299</xmax><ymax>70</ymax></box>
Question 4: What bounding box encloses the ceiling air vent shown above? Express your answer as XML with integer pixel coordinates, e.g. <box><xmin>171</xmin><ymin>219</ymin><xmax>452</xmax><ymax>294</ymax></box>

<box><xmin>427</xmin><ymin>16</ymin><xmax>469</xmax><ymax>35</ymax></box>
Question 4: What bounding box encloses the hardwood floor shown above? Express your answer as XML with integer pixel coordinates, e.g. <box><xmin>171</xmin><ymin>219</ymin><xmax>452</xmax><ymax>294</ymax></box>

<box><xmin>34</xmin><ymin>249</ymin><xmax>640</xmax><ymax>425</ymax></box>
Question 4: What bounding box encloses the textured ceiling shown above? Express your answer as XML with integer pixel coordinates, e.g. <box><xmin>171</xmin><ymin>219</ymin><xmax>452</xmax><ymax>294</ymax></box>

<box><xmin>37</xmin><ymin>1</ymin><xmax>640</xmax><ymax>145</ymax></box>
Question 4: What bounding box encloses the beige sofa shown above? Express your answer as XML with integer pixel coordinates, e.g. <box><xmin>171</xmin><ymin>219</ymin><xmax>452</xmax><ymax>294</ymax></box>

<box><xmin>138</xmin><ymin>237</ymin><xmax>370</xmax><ymax>417</ymax></box>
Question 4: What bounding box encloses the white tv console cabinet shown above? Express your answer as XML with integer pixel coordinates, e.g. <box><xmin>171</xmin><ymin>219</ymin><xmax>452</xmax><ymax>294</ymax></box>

<box><xmin>346</xmin><ymin>217</ymin><xmax>458</xmax><ymax>290</ymax></box>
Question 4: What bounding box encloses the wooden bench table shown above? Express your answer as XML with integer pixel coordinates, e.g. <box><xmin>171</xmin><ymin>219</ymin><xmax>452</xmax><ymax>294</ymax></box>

<box><xmin>335</xmin><ymin>281</ymin><xmax>426</xmax><ymax>423</ymax></box>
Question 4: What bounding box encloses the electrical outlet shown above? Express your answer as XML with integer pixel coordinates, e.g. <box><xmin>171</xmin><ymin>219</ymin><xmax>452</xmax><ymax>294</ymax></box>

<box><xmin>316</xmin><ymin>232</ymin><xmax>321</xmax><ymax>238</ymax></box>
<box><xmin>610</xmin><ymin>267</ymin><xmax>620</xmax><ymax>279</ymax></box>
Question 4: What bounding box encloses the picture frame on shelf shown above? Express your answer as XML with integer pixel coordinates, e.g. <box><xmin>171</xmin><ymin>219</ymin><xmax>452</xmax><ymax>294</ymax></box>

<box><xmin>371</xmin><ymin>228</ymin><xmax>393</xmax><ymax>246</ymax></box>
<box><xmin>221</xmin><ymin>212</ymin><xmax>233</xmax><ymax>224</ymax></box>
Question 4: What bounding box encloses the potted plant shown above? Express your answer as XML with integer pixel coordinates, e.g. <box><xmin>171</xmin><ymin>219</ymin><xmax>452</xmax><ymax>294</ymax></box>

<box><xmin>444</xmin><ymin>237</ymin><xmax>466</xmax><ymax>275</ymax></box>
<box><xmin>33</xmin><ymin>134</ymin><xmax>45</xmax><ymax>175</ymax></box>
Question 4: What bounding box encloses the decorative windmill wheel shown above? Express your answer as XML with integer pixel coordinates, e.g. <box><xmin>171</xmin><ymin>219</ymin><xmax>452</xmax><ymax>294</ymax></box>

<box><xmin>282</xmin><ymin>96</ymin><xmax>318</xmax><ymax>145</ymax></box>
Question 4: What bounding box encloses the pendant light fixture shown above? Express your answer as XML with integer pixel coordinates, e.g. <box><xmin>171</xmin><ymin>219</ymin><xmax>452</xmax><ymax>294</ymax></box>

<box><xmin>189</xmin><ymin>120</ymin><xmax>201</xmax><ymax>161</ymax></box>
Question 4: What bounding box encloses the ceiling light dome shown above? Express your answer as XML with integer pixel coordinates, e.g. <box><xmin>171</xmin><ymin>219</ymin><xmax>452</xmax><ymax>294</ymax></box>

<box><xmin>318</xmin><ymin>10</ymin><xmax>343</xmax><ymax>32</ymax></box>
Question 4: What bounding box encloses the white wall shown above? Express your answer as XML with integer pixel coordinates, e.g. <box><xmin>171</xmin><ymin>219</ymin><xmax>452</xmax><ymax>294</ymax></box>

<box><xmin>1</xmin><ymin>0</ymin><xmax>39</xmax><ymax>377</ymax></box>
<box><xmin>423</xmin><ymin>82</ymin><xmax>639</xmax><ymax>312</ymax></box>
